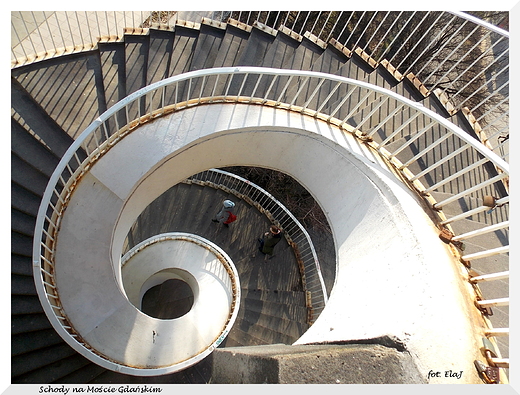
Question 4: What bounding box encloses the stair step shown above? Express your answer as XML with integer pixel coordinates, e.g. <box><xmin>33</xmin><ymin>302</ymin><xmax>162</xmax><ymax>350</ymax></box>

<box><xmin>242</xmin><ymin>287</ymin><xmax>307</xmax><ymax>307</ymax></box>
<box><xmin>282</xmin><ymin>34</ymin><xmax>324</xmax><ymax>71</ymax></box>
<box><xmin>147</xmin><ymin>29</ymin><xmax>176</xmax><ymax>84</ymax></box>
<box><xmin>11</xmin><ymin>119</ymin><xmax>60</xmax><ymax>177</ymax></box>
<box><xmin>317</xmin><ymin>52</ymin><xmax>375</xmax><ymax>118</ymax></box>
<box><xmin>11</xmin><ymin>153</ymin><xmax>49</xmax><ymax>197</ymax></box>
<box><xmin>236</xmin><ymin>25</ymin><xmax>276</xmax><ymax>67</ymax></box>
<box><xmin>240</xmin><ymin>296</ymin><xmax>308</xmax><ymax>323</ymax></box>
<box><xmin>12</xmin><ymin>273</ymin><xmax>37</xmax><ymax>296</ymax></box>
<box><xmin>12</xmin><ymin>52</ymin><xmax>106</xmax><ymax>140</ymax></box>
<box><xmin>234</xmin><ymin>312</ymin><xmax>303</xmax><ymax>344</ymax></box>
<box><xmin>390</xmin><ymin>75</ymin><xmax>429</xmax><ymax>102</ymax></box>
<box><xmin>11</xmin><ymin>231</ymin><xmax>33</xmax><ymax>258</ymax></box>
<box><xmin>261</xmin><ymin>27</ymin><xmax>300</xmax><ymax>68</ymax></box>
<box><xmin>11</xmin><ymin>208</ymin><xmax>35</xmax><ymax>237</ymax></box>
<box><xmin>12</xmin><ymin>313</ymin><xmax>53</xmax><ymax>335</ymax></box>
<box><xmin>169</xmin><ymin>24</ymin><xmax>200</xmax><ymax>75</ymax></box>
<box><xmin>57</xmin><ymin>363</ymin><xmax>107</xmax><ymax>384</ymax></box>
<box><xmin>13</xmin><ymin>353</ymin><xmax>92</xmax><ymax>384</ymax></box>
<box><xmin>98</xmin><ymin>41</ymin><xmax>126</xmax><ymax>111</ymax></box>
<box><xmin>190</xmin><ymin>21</ymin><xmax>226</xmax><ymax>71</ymax></box>
<box><xmin>11</xmin><ymin>78</ymin><xmax>71</xmax><ymax>158</ymax></box>
<box><xmin>11</xmin><ymin>254</ymin><xmax>32</xmax><ymax>277</ymax></box>
<box><xmin>11</xmin><ymin>182</ymin><xmax>41</xmax><ymax>218</ymax></box>
<box><xmin>225</xmin><ymin>325</ymin><xmax>271</xmax><ymax>347</ymax></box>
<box><xmin>12</xmin><ymin>294</ymin><xmax>44</xmax><ymax>315</ymax></box>
<box><xmin>124</xmin><ymin>34</ymin><xmax>149</xmax><ymax>121</ymax></box>
<box><xmin>12</xmin><ymin>343</ymin><xmax>77</xmax><ymax>378</ymax></box>
<box><xmin>12</xmin><ymin>328</ymin><xmax>64</xmax><ymax>356</ymax></box>
<box><xmin>125</xmin><ymin>34</ymin><xmax>150</xmax><ymax>95</ymax></box>
<box><xmin>213</xmin><ymin>23</ymin><xmax>251</xmax><ymax>67</ymax></box>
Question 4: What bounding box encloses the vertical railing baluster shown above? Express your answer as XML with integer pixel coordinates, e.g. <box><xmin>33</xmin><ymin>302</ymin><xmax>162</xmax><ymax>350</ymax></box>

<box><xmin>30</xmin><ymin>11</ymin><xmax>46</xmax><ymax>54</ymax></box>
<box><xmin>325</xmin><ymin>11</ymin><xmax>345</xmax><ymax>43</ymax></box>
<box><xmin>387</xmin><ymin>11</ymin><xmax>430</xmax><ymax>65</ymax></box>
<box><xmin>75</xmin><ymin>12</ymin><xmax>85</xmax><ymax>50</ymax></box>
<box><xmin>291</xmin><ymin>12</ymin><xmax>301</xmax><ymax>31</ymax></box>
<box><xmin>344</xmin><ymin>11</ymin><xmax>367</xmax><ymax>48</ymax></box>
<box><xmin>361</xmin><ymin>11</ymin><xmax>391</xmax><ymax>56</ymax></box>
<box><xmin>299</xmin><ymin>11</ymin><xmax>311</xmax><ymax>35</ymax></box>
<box><xmin>397</xmin><ymin>12</ymin><xmax>450</xmax><ymax>73</ymax></box>
<box><xmin>65</xmin><ymin>11</ymin><xmax>75</xmax><ymax>50</ymax></box>
<box><xmin>42</xmin><ymin>11</ymin><xmax>57</xmax><ymax>51</ymax></box>
<box><xmin>351</xmin><ymin>11</ymin><xmax>378</xmax><ymax>51</ymax></box>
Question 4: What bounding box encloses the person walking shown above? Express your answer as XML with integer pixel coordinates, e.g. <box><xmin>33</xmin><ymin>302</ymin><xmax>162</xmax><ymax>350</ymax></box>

<box><xmin>212</xmin><ymin>199</ymin><xmax>236</xmax><ymax>227</ymax></box>
<box><xmin>258</xmin><ymin>225</ymin><xmax>283</xmax><ymax>260</ymax></box>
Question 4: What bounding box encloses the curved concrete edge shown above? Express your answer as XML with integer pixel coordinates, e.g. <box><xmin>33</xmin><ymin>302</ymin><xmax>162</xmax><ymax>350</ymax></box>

<box><xmin>54</xmin><ymin>188</ymin><xmax>240</xmax><ymax>375</ymax></box>
<box><xmin>55</xmin><ymin>103</ymin><xmax>483</xmax><ymax>380</ymax></box>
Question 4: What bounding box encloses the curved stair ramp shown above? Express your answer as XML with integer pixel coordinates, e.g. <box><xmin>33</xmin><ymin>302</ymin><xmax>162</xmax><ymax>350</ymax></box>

<box><xmin>11</xmin><ymin>12</ymin><xmax>509</xmax><ymax>384</ymax></box>
<box><xmin>120</xmin><ymin>232</ymin><xmax>240</xmax><ymax>373</ymax></box>
<box><xmin>29</xmin><ymin>66</ymin><xmax>508</xmax><ymax>384</ymax></box>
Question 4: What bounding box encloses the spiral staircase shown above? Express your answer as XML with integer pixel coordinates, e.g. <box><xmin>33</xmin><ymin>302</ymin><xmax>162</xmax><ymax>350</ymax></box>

<box><xmin>11</xmin><ymin>11</ymin><xmax>509</xmax><ymax>384</ymax></box>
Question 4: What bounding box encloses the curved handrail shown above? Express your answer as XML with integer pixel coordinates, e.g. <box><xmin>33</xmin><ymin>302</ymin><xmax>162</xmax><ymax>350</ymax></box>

<box><xmin>185</xmin><ymin>168</ymin><xmax>328</xmax><ymax>322</ymax></box>
<box><xmin>11</xmin><ymin>11</ymin><xmax>509</xmax><ymax>161</ymax></box>
<box><xmin>33</xmin><ymin>66</ymin><xmax>509</xmax><ymax>371</ymax></box>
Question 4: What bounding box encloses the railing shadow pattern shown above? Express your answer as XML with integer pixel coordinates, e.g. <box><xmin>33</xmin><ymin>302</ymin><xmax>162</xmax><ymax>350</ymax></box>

<box><xmin>31</xmin><ymin>67</ymin><xmax>509</xmax><ymax>372</ymax></box>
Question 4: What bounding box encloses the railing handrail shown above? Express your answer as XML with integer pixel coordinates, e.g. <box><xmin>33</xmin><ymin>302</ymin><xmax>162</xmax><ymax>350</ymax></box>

<box><xmin>447</xmin><ymin>11</ymin><xmax>509</xmax><ymax>38</ymax></box>
<box><xmin>185</xmin><ymin>168</ymin><xmax>329</xmax><ymax>320</ymax></box>
<box><xmin>12</xmin><ymin>11</ymin><xmax>509</xmax><ymax>162</ymax></box>
<box><xmin>32</xmin><ymin>66</ymin><xmax>509</xmax><ymax>372</ymax></box>
<box><xmin>55</xmin><ymin>66</ymin><xmax>511</xmax><ymax>174</ymax></box>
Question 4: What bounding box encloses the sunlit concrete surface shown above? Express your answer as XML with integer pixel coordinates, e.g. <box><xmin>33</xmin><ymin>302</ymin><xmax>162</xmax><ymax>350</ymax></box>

<box><xmin>53</xmin><ymin>102</ymin><xmax>482</xmax><ymax>382</ymax></box>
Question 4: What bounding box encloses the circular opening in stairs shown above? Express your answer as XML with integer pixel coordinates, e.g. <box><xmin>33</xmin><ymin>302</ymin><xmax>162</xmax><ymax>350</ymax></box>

<box><xmin>141</xmin><ymin>278</ymin><xmax>195</xmax><ymax>319</ymax></box>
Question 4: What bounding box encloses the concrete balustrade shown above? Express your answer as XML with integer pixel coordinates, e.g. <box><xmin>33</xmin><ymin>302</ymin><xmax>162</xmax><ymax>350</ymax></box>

<box><xmin>49</xmin><ymin>101</ymin><xmax>486</xmax><ymax>381</ymax></box>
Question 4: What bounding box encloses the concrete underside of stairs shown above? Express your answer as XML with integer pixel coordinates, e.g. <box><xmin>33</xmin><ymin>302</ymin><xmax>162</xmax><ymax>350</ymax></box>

<box><xmin>52</xmin><ymin>102</ymin><xmax>484</xmax><ymax>382</ymax></box>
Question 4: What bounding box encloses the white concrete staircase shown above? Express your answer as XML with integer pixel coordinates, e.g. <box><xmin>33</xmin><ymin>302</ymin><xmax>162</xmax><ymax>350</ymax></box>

<box><xmin>11</xmin><ymin>15</ymin><xmax>508</xmax><ymax>384</ymax></box>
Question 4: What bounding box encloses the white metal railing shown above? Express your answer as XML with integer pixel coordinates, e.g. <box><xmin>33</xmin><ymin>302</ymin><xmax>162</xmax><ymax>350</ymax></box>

<box><xmin>32</xmin><ymin>67</ymin><xmax>509</xmax><ymax>371</ymax></box>
<box><xmin>185</xmin><ymin>168</ymin><xmax>328</xmax><ymax>322</ymax></box>
<box><xmin>11</xmin><ymin>11</ymin><xmax>508</xmax><ymax>162</ymax></box>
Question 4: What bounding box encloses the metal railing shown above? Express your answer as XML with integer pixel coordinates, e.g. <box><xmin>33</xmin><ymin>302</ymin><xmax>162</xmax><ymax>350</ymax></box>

<box><xmin>185</xmin><ymin>168</ymin><xmax>328</xmax><ymax>322</ymax></box>
<box><xmin>11</xmin><ymin>11</ymin><xmax>509</xmax><ymax>162</ymax></box>
<box><xmin>32</xmin><ymin>67</ymin><xmax>509</xmax><ymax>371</ymax></box>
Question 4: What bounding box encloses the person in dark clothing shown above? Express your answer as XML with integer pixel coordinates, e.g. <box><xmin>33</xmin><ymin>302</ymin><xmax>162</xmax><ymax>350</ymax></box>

<box><xmin>258</xmin><ymin>225</ymin><xmax>282</xmax><ymax>260</ymax></box>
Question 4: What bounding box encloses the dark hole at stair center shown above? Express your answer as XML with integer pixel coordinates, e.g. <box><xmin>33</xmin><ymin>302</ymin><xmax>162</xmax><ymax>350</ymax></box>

<box><xmin>141</xmin><ymin>279</ymin><xmax>194</xmax><ymax>319</ymax></box>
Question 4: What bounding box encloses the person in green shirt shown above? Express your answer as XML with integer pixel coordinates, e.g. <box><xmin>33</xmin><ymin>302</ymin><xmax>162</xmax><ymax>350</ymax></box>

<box><xmin>258</xmin><ymin>225</ymin><xmax>283</xmax><ymax>259</ymax></box>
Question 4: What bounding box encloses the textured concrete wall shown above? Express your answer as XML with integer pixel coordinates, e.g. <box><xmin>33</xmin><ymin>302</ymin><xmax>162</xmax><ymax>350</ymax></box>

<box><xmin>211</xmin><ymin>344</ymin><xmax>426</xmax><ymax>384</ymax></box>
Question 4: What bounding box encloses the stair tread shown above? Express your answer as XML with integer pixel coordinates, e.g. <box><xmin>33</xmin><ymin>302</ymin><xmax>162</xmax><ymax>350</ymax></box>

<box><xmin>12</xmin><ymin>52</ymin><xmax>105</xmax><ymax>140</ymax></box>
<box><xmin>213</xmin><ymin>24</ymin><xmax>251</xmax><ymax>67</ymax></box>
<box><xmin>13</xmin><ymin>353</ymin><xmax>92</xmax><ymax>384</ymax></box>
<box><xmin>12</xmin><ymin>343</ymin><xmax>77</xmax><ymax>378</ymax></box>
<box><xmin>190</xmin><ymin>22</ymin><xmax>226</xmax><ymax>71</ymax></box>
<box><xmin>11</xmin><ymin>118</ymin><xmax>60</xmax><ymax>177</ymax></box>
<box><xmin>236</xmin><ymin>26</ymin><xmax>276</xmax><ymax>66</ymax></box>
<box><xmin>12</xmin><ymin>313</ymin><xmax>53</xmax><ymax>335</ymax></box>
<box><xmin>12</xmin><ymin>273</ymin><xmax>37</xmax><ymax>296</ymax></box>
<box><xmin>12</xmin><ymin>328</ymin><xmax>64</xmax><ymax>356</ymax></box>
<box><xmin>147</xmin><ymin>29</ymin><xmax>176</xmax><ymax>84</ymax></box>
<box><xmin>261</xmin><ymin>28</ymin><xmax>300</xmax><ymax>68</ymax></box>
<box><xmin>11</xmin><ymin>153</ymin><xmax>49</xmax><ymax>197</ymax></box>
<box><xmin>11</xmin><ymin>208</ymin><xmax>36</xmax><ymax>237</ymax></box>
<box><xmin>99</xmin><ymin>41</ymin><xmax>126</xmax><ymax>110</ymax></box>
